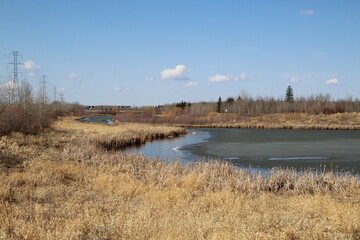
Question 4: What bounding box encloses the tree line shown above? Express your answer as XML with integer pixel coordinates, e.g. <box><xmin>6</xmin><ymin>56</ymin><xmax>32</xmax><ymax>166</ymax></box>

<box><xmin>164</xmin><ymin>86</ymin><xmax>360</xmax><ymax>116</ymax></box>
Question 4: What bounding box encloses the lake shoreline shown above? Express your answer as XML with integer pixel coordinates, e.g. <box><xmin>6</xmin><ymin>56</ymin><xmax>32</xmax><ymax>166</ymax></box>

<box><xmin>80</xmin><ymin>115</ymin><xmax>360</xmax><ymax>172</ymax></box>
<box><xmin>172</xmin><ymin>123</ymin><xmax>360</xmax><ymax>130</ymax></box>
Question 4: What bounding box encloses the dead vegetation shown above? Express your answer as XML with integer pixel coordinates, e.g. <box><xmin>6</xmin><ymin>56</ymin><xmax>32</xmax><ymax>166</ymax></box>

<box><xmin>0</xmin><ymin>118</ymin><xmax>360</xmax><ymax>239</ymax></box>
<box><xmin>172</xmin><ymin>112</ymin><xmax>360</xmax><ymax>130</ymax></box>
<box><xmin>115</xmin><ymin>110</ymin><xmax>360</xmax><ymax>130</ymax></box>
<box><xmin>0</xmin><ymin>80</ymin><xmax>83</xmax><ymax>136</ymax></box>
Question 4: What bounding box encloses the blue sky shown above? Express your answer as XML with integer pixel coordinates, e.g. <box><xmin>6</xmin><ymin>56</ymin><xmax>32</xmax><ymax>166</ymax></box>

<box><xmin>0</xmin><ymin>0</ymin><xmax>359</xmax><ymax>106</ymax></box>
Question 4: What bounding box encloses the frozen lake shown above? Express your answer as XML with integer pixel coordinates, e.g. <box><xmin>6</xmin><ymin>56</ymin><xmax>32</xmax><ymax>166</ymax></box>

<box><xmin>128</xmin><ymin>127</ymin><xmax>360</xmax><ymax>173</ymax></box>
<box><xmin>79</xmin><ymin>115</ymin><xmax>360</xmax><ymax>172</ymax></box>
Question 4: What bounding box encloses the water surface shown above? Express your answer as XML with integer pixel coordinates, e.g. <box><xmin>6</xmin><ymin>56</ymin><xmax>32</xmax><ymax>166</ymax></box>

<box><xmin>127</xmin><ymin>127</ymin><xmax>360</xmax><ymax>172</ymax></box>
<box><xmin>78</xmin><ymin>116</ymin><xmax>360</xmax><ymax>172</ymax></box>
<box><xmin>125</xmin><ymin>129</ymin><xmax>211</xmax><ymax>164</ymax></box>
<box><xmin>183</xmin><ymin>128</ymin><xmax>360</xmax><ymax>172</ymax></box>
<box><xmin>77</xmin><ymin>115</ymin><xmax>115</xmax><ymax>125</ymax></box>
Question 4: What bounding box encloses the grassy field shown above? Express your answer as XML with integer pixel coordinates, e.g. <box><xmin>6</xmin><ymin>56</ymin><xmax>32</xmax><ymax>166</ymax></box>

<box><xmin>204</xmin><ymin>112</ymin><xmax>360</xmax><ymax>130</ymax></box>
<box><xmin>114</xmin><ymin>112</ymin><xmax>360</xmax><ymax>130</ymax></box>
<box><xmin>1</xmin><ymin>117</ymin><xmax>360</xmax><ymax>239</ymax></box>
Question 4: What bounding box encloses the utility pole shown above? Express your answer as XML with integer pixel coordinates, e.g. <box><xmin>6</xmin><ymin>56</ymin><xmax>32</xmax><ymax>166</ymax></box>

<box><xmin>8</xmin><ymin>51</ymin><xmax>22</xmax><ymax>103</ymax></box>
<box><xmin>40</xmin><ymin>75</ymin><xmax>48</xmax><ymax>103</ymax></box>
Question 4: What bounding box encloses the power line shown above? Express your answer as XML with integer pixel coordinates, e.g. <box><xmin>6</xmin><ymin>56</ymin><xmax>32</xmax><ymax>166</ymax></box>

<box><xmin>53</xmin><ymin>86</ymin><xmax>57</xmax><ymax>102</ymax></box>
<box><xmin>8</xmin><ymin>51</ymin><xmax>22</xmax><ymax>103</ymax></box>
<box><xmin>60</xmin><ymin>93</ymin><xmax>65</xmax><ymax>103</ymax></box>
<box><xmin>5</xmin><ymin>51</ymin><xmax>66</xmax><ymax>105</ymax></box>
<box><xmin>40</xmin><ymin>75</ymin><xmax>48</xmax><ymax>103</ymax></box>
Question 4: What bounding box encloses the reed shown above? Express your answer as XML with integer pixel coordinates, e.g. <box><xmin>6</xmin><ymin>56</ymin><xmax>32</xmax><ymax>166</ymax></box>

<box><xmin>114</xmin><ymin>111</ymin><xmax>360</xmax><ymax>130</ymax></box>
<box><xmin>1</xmin><ymin>117</ymin><xmax>359</xmax><ymax>239</ymax></box>
<box><xmin>55</xmin><ymin>117</ymin><xmax>187</xmax><ymax>150</ymax></box>
<box><xmin>169</xmin><ymin>112</ymin><xmax>360</xmax><ymax>130</ymax></box>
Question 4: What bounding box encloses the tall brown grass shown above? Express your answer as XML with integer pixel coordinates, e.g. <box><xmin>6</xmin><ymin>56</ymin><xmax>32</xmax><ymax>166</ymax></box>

<box><xmin>115</xmin><ymin>112</ymin><xmax>360</xmax><ymax>130</ymax></box>
<box><xmin>1</xmin><ymin>118</ymin><xmax>359</xmax><ymax>239</ymax></box>
<box><xmin>55</xmin><ymin>117</ymin><xmax>187</xmax><ymax>150</ymax></box>
<box><xmin>174</xmin><ymin>112</ymin><xmax>360</xmax><ymax>130</ymax></box>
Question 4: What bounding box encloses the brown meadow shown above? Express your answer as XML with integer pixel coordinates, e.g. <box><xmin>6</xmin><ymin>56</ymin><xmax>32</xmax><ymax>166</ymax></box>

<box><xmin>115</xmin><ymin>111</ymin><xmax>360</xmax><ymax>130</ymax></box>
<box><xmin>1</xmin><ymin>118</ymin><xmax>360</xmax><ymax>239</ymax></box>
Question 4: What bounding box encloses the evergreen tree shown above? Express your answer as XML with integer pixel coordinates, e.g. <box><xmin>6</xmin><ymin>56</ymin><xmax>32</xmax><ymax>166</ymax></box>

<box><xmin>217</xmin><ymin>96</ymin><xmax>222</xmax><ymax>113</ymax></box>
<box><xmin>285</xmin><ymin>86</ymin><xmax>294</xmax><ymax>102</ymax></box>
<box><xmin>226</xmin><ymin>97</ymin><xmax>235</xmax><ymax>104</ymax></box>
<box><xmin>176</xmin><ymin>101</ymin><xmax>186</xmax><ymax>109</ymax></box>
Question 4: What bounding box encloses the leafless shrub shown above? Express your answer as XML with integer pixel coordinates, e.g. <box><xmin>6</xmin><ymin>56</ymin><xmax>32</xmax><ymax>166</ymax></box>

<box><xmin>0</xmin><ymin>82</ymin><xmax>82</xmax><ymax>136</ymax></box>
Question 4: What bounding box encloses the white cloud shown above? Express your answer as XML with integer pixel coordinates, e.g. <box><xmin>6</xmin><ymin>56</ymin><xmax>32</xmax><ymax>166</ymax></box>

<box><xmin>145</xmin><ymin>77</ymin><xmax>154</xmax><ymax>81</ymax></box>
<box><xmin>23</xmin><ymin>60</ymin><xmax>41</xmax><ymax>71</ymax></box>
<box><xmin>184</xmin><ymin>81</ymin><xmax>198</xmax><ymax>88</ymax></box>
<box><xmin>0</xmin><ymin>81</ymin><xmax>18</xmax><ymax>89</ymax></box>
<box><xmin>300</xmin><ymin>10</ymin><xmax>314</xmax><ymax>15</ymax></box>
<box><xmin>28</xmin><ymin>72</ymin><xmax>37</xmax><ymax>77</ymax></box>
<box><xmin>208</xmin><ymin>74</ymin><xmax>232</xmax><ymax>82</ymax></box>
<box><xmin>290</xmin><ymin>77</ymin><xmax>300</xmax><ymax>83</ymax></box>
<box><xmin>325</xmin><ymin>79</ymin><xmax>339</xmax><ymax>85</ymax></box>
<box><xmin>160</xmin><ymin>65</ymin><xmax>190</xmax><ymax>81</ymax></box>
<box><xmin>115</xmin><ymin>87</ymin><xmax>130</xmax><ymax>92</ymax></box>
<box><xmin>69</xmin><ymin>73</ymin><xmax>78</xmax><ymax>79</ymax></box>
<box><xmin>58</xmin><ymin>88</ymin><xmax>66</xmax><ymax>92</ymax></box>
<box><xmin>208</xmin><ymin>72</ymin><xmax>248</xmax><ymax>82</ymax></box>
<box><xmin>240</xmin><ymin>72</ymin><xmax>247</xmax><ymax>81</ymax></box>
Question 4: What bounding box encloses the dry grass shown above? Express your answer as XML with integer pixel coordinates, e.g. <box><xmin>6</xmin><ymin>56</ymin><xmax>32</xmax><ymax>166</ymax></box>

<box><xmin>173</xmin><ymin>112</ymin><xmax>360</xmax><ymax>130</ymax></box>
<box><xmin>1</xmin><ymin>117</ymin><xmax>360</xmax><ymax>239</ymax></box>
<box><xmin>55</xmin><ymin>117</ymin><xmax>187</xmax><ymax>150</ymax></box>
